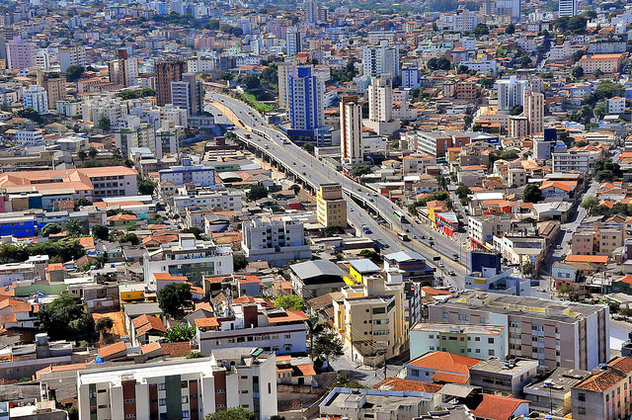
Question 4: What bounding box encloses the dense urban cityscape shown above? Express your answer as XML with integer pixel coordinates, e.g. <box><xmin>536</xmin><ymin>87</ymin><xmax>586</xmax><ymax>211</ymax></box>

<box><xmin>0</xmin><ymin>0</ymin><xmax>630</xmax><ymax>418</ymax></box>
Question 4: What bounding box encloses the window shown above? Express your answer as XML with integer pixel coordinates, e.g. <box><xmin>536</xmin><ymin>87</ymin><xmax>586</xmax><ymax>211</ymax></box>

<box><xmin>475</xmin><ymin>337</ymin><xmax>480</xmax><ymax>342</ymax></box>
<box><xmin>488</xmin><ymin>338</ymin><xmax>494</xmax><ymax>344</ymax></box>
<box><xmin>182</xmin><ymin>396</ymin><xmax>188</xmax><ymax>403</ymax></box>
<box><xmin>475</xmin><ymin>349</ymin><xmax>481</xmax><ymax>354</ymax></box>
<box><xmin>410</xmin><ymin>369</ymin><xmax>419</xmax><ymax>377</ymax></box>
<box><xmin>284</xmin><ymin>334</ymin><xmax>291</xmax><ymax>339</ymax></box>
<box><xmin>159</xmin><ymin>398</ymin><xmax>166</xmax><ymax>406</ymax></box>
<box><xmin>488</xmin><ymin>349</ymin><xmax>495</xmax><ymax>356</ymax></box>
<box><xmin>182</xmin><ymin>411</ymin><xmax>190</xmax><ymax>418</ymax></box>
<box><xmin>158</xmin><ymin>383</ymin><xmax>166</xmax><ymax>391</ymax></box>
<box><xmin>373</xmin><ymin>307</ymin><xmax>386</xmax><ymax>314</ymax></box>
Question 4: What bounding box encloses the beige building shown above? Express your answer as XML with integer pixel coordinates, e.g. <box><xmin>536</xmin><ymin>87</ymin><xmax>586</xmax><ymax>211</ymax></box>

<box><xmin>428</xmin><ymin>291</ymin><xmax>610</xmax><ymax>371</ymax></box>
<box><xmin>524</xmin><ymin>89</ymin><xmax>544</xmax><ymax>135</ymax></box>
<box><xmin>340</xmin><ymin>96</ymin><xmax>363</xmax><ymax>165</ymax></box>
<box><xmin>578</xmin><ymin>53</ymin><xmax>625</xmax><ymax>74</ymax></box>
<box><xmin>333</xmin><ymin>274</ymin><xmax>407</xmax><ymax>365</ymax></box>
<box><xmin>571</xmin><ymin>226</ymin><xmax>624</xmax><ymax>256</ymax></box>
<box><xmin>571</xmin><ymin>356</ymin><xmax>632</xmax><ymax>420</ymax></box>
<box><xmin>509</xmin><ymin>115</ymin><xmax>528</xmax><ymax>138</ymax></box>
<box><xmin>317</xmin><ymin>183</ymin><xmax>347</xmax><ymax>228</ymax></box>
<box><xmin>402</xmin><ymin>154</ymin><xmax>435</xmax><ymax>176</ymax></box>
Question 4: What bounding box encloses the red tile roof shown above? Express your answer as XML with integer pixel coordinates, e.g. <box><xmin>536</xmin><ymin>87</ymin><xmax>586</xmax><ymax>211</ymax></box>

<box><xmin>374</xmin><ymin>377</ymin><xmax>443</xmax><ymax>393</ymax></box>
<box><xmin>432</xmin><ymin>371</ymin><xmax>470</xmax><ymax>384</ymax></box>
<box><xmin>471</xmin><ymin>394</ymin><xmax>526</xmax><ymax>420</ymax></box>
<box><xmin>566</xmin><ymin>254</ymin><xmax>609</xmax><ymax>264</ymax></box>
<box><xmin>98</xmin><ymin>341</ymin><xmax>127</xmax><ymax>359</ymax></box>
<box><xmin>575</xmin><ymin>357</ymin><xmax>632</xmax><ymax>391</ymax></box>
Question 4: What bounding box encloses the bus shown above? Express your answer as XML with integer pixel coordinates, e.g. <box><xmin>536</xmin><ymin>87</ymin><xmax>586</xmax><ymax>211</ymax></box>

<box><xmin>397</xmin><ymin>232</ymin><xmax>410</xmax><ymax>241</ymax></box>
<box><xmin>393</xmin><ymin>210</ymin><xmax>407</xmax><ymax>223</ymax></box>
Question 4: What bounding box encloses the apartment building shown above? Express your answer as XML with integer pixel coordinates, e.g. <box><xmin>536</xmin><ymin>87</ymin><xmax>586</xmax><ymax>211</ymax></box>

<box><xmin>316</xmin><ymin>183</ymin><xmax>347</xmax><ymax>228</ymax></box>
<box><xmin>402</xmin><ymin>154</ymin><xmax>435</xmax><ymax>176</ymax></box>
<box><xmin>159</xmin><ymin>160</ymin><xmax>215</xmax><ymax>187</ymax></box>
<box><xmin>23</xmin><ymin>85</ymin><xmax>48</xmax><ymax>113</ymax></box>
<box><xmin>77</xmin><ymin>352</ymin><xmax>278</xmax><ymax>420</ymax></box>
<box><xmin>552</xmin><ymin>150</ymin><xmax>597</xmax><ymax>173</ymax></box>
<box><xmin>578</xmin><ymin>53</ymin><xmax>624</xmax><ymax>74</ymax></box>
<box><xmin>171</xmin><ymin>190</ymin><xmax>243</xmax><ymax>212</ymax></box>
<box><xmin>468</xmin><ymin>215</ymin><xmax>513</xmax><ymax>249</ymax></box>
<box><xmin>143</xmin><ymin>233</ymin><xmax>233</xmax><ymax>287</ymax></box>
<box><xmin>409</xmin><ymin>323</ymin><xmax>507</xmax><ymax>360</ymax></box>
<box><xmin>241</xmin><ymin>217</ymin><xmax>312</xmax><ymax>266</ymax></box>
<box><xmin>469</xmin><ymin>358</ymin><xmax>539</xmax><ymax>396</ymax></box>
<box><xmin>333</xmin><ymin>275</ymin><xmax>407</xmax><ymax>364</ymax></box>
<box><xmin>196</xmin><ymin>303</ymin><xmax>308</xmax><ymax>355</ymax></box>
<box><xmin>428</xmin><ymin>291</ymin><xmax>609</xmax><ymax>371</ymax></box>
<box><xmin>571</xmin><ymin>226</ymin><xmax>624</xmax><ymax>256</ymax></box>
<box><xmin>413</xmin><ymin>131</ymin><xmax>471</xmax><ymax>158</ymax></box>
<box><xmin>571</xmin><ymin>357</ymin><xmax>632</xmax><ymax>420</ymax></box>
<box><xmin>58</xmin><ymin>47</ymin><xmax>87</xmax><ymax>73</ymax></box>
<box><xmin>362</xmin><ymin>41</ymin><xmax>400</xmax><ymax>79</ymax></box>
<box><xmin>339</xmin><ymin>95</ymin><xmax>363</xmax><ymax>165</ymax></box>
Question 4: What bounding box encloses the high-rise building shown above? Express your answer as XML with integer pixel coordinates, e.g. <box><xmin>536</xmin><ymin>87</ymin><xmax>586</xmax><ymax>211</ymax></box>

<box><xmin>401</xmin><ymin>64</ymin><xmax>421</xmax><ymax>89</ymax></box>
<box><xmin>316</xmin><ymin>183</ymin><xmax>347</xmax><ymax>228</ymax></box>
<box><xmin>365</xmin><ymin>75</ymin><xmax>399</xmax><ymax>136</ymax></box>
<box><xmin>241</xmin><ymin>217</ymin><xmax>312</xmax><ymax>266</ymax></box>
<box><xmin>287</xmin><ymin>65</ymin><xmax>325</xmax><ymax>132</ymax></box>
<box><xmin>362</xmin><ymin>40</ymin><xmax>400</xmax><ymax>79</ymax></box>
<box><xmin>77</xmin><ymin>352</ymin><xmax>278</xmax><ymax>420</ymax></box>
<box><xmin>154</xmin><ymin>57</ymin><xmax>186</xmax><ymax>106</ymax></box>
<box><xmin>108</xmin><ymin>48</ymin><xmax>139</xmax><ymax>87</ymax></box>
<box><xmin>58</xmin><ymin>46</ymin><xmax>87</xmax><ymax>73</ymax></box>
<box><xmin>559</xmin><ymin>0</ymin><xmax>577</xmax><ymax>17</ymax></box>
<box><xmin>285</xmin><ymin>27</ymin><xmax>303</xmax><ymax>56</ymax></box>
<box><xmin>304</xmin><ymin>0</ymin><xmax>327</xmax><ymax>24</ymax></box>
<box><xmin>523</xmin><ymin>89</ymin><xmax>544</xmax><ymax>135</ymax></box>
<box><xmin>22</xmin><ymin>85</ymin><xmax>48</xmax><ymax>113</ymax></box>
<box><xmin>495</xmin><ymin>0</ymin><xmax>522</xmax><ymax>20</ymax></box>
<box><xmin>38</xmin><ymin>74</ymin><xmax>67</xmax><ymax>110</ymax></box>
<box><xmin>6</xmin><ymin>37</ymin><xmax>34</xmax><ymax>70</ymax></box>
<box><xmin>171</xmin><ymin>73</ymin><xmax>203</xmax><ymax>116</ymax></box>
<box><xmin>496</xmin><ymin>76</ymin><xmax>529</xmax><ymax>112</ymax></box>
<box><xmin>340</xmin><ymin>95</ymin><xmax>363</xmax><ymax>165</ymax></box>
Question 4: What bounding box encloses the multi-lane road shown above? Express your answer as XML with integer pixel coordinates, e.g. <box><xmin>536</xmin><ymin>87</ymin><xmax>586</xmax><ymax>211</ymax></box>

<box><xmin>205</xmin><ymin>91</ymin><xmax>468</xmax><ymax>287</ymax></box>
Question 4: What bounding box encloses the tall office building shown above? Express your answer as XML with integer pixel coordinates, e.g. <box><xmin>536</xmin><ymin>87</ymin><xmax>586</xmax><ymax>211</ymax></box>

<box><xmin>58</xmin><ymin>46</ymin><xmax>87</xmax><ymax>73</ymax></box>
<box><xmin>287</xmin><ymin>65</ymin><xmax>325</xmax><ymax>133</ymax></box>
<box><xmin>154</xmin><ymin>57</ymin><xmax>186</xmax><ymax>106</ymax></box>
<box><xmin>559</xmin><ymin>0</ymin><xmax>577</xmax><ymax>17</ymax></box>
<box><xmin>496</xmin><ymin>76</ymin><xmax>529</xmax><ymax>112</ymax></box>
<box><xmin>171</xmin><ymin>73</ymin><xmax>203</xmax><ymax>116</ymax></box>
<box><xmin>36</xmin><ymin>71</ymin><xmax>67</xmax><ymax>109</ymax></box>
<box><xmin>285</xmin><ymin>27</ymin><xmax>303</xmax><ymax>56</ymax></box>
<box><xmin>6</xmin><ymin>37</ymin><xmax>34</xmax><ymax>70</ymax></box>
<box><xmin>524</xmin><ymin>89</ymin><xmax>544</xmax><ymax>135</ymax></box>
<box><xmin>495</xmin><ymin>0</ymin><xmax>522</xmax><ymax>20</ymax></box>
<box><xmin>22</xmin><ymin>85</ymin><xmax>48</xmax><ymax>113</ymax></box>
<box><xmin>108</xmin><ymin>48</ymin><xmax>139</xmax><ymax>87</ymax></box>
<box><xmin>317</xmin><ymin>183</ymin><xmax>347</xmax><ymax>228</ymax></box>
<box><xmin>365</xmin><ymin>75</ymin><xmax>399</xmax><ymax>136</ymax></box>
<box><xmin>304</xmin><ymin>0</ymin><xmax>327</xmax><ymax>24</ymax></box>
<box><xmin>362</xmin><ymin>40</ymin><xmax>400</xmax><ymax>79</ymax></box>
<box><xmin>340</xmin><ymin>95</ymin><xmax>363</xmax><ymax>165</ymax></box>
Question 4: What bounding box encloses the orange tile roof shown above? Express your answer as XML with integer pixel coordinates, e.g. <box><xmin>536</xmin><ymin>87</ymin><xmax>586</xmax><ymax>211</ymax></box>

<box><xmin>296</xmin><ymin>363</ymin><xmax>316</xmax><ymax>376</ymax></box>
<box><xmin>566</xmin><ymin>254</ymin><xmax>609</xmax><ymax>264</ymax></box>
<box><xmin>540</xmin><ymin>180</ymin><xmax>577</xmax><ymax>193</ymax></box>
<box><xmin>266</xmin><ymin>310</ymin><xmax>308</xmax><ymax>324</ymax></box>
<box><xmin>78</xmin><ymin>237</ymin><xmax>95</xmax><ymax>249</ymax></box>
<box><xmin>45</xmin><ymin>263</ymin><xmax>66</xmax><ymax>272</ymax></box>
<box><xmin>153</xmin><ymin>272</ymin><xmax>187</xmax><ymax>281</ymax></box>
<box><xmin>107</xmin><ymin>213</ymin><xmax>137</xmax><ymax>222</ymax></box>
<box><xmin>92</xmin><ymin>312</ymin><xmax>126</xmax><ymax>337</ymax></box>
<box><xmin>471</xmin><ymin>394</ymin><xmax>527</xmax><ymax>420</ymax></box>
<box><xmin>98</xmin><ymin>341</ymin><xmax>127</xmax><ymax>359</ymax></box>
<box><xmin>432</xmin><ymin>371</ymin><xmax>470</xmax><ymax>384</ymax></box>
<box><xmin>575</xmin><ymin>357</ymin><xmax>632</xmax><ymax>391</ymax></box>
<box><xmin>194</xmin><ymin>317</ymin><xmax>220</xmax><ymax>328</ymax></box>
<box><xmin>616</xmin><ymin>275</ymin><xmax>632</xmax><ymax>285</ymax></box>
<box><xmin>141</xmin><ymin>341</ymin><xmax>162</xmax><ymax>355</ymax></box>
<box><xmin>35</xmin><ymin>363</ymin><xmax>88</xmax><ymax>379</ymax></box>
<box><xmin>374</xmin><ymin>377</ymin><xmax>443</xmax><ymax>393</ymax></box>
<box><xmin>407</xmin><ymin>351</ymin><xmax>480</xmax><ymax>374</ymax></box>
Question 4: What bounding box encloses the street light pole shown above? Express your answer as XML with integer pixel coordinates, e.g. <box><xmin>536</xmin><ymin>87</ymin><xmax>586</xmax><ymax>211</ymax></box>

<box><xmin>544</xmin><ymin>379</ymin><xmax>553</xmax><ymax>415</ymax></box>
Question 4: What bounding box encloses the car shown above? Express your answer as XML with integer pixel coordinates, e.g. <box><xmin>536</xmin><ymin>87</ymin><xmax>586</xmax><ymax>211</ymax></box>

<box><xmin>421</xmin><ymin>235</ymin><xmax>426</xmax><ymax>240</ymax></box>
<box><xmin>293</xmin><ymin>162</ymin><xmax>296</xmax><ymax>165</ymax></box>
<box><xmin>405</xmin><ymin>229</ymin><xmax>410</xmax><ymax>233</ymax></box>
<box><xmin>448</xmin><ymin>271</ymin><xmax>456</xmax><ymax>276</ymax></box>
<box><xmin>413</xmin><ymin>235</ymin><xmax>417</xmax><ymax>239</ymax></box>
<box><xmin>302</xmin><ymin>172</ymin><xmax>307</xmax><ymax>175</ymax></box>
<box><xmin>383</xmin><ymin>243</ymin><xmax>390</xmax><ymax>248</ymax></box>
<box><xmin>429</xmin><ymin>236</ymin><xmax>434</xmax><ymax>241</ymax></box>
<box><xmin>452</xmin><ymin>256</ymin><xmax>459</xmax><ymax>261</ymax></box>
<box><xmin>439</xmin><ymin>263</ymin><xmax>445</xmax><ymax>269</ymax></box>
<box><xmin>429</xmin><ymin>241</ymin><xmax>434</xmax><ymax>246</ymax></box>
<box><xmin>555</xmin><ymin>245</ymin><xmax>561</xmax><ymax>250</ymax></box>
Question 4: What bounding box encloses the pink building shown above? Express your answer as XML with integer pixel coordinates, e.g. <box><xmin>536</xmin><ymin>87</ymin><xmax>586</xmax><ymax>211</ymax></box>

<box><xmin>7</xmin><ymin>37</ymin><xmax>34</xmax><ymax>70</ymax></box>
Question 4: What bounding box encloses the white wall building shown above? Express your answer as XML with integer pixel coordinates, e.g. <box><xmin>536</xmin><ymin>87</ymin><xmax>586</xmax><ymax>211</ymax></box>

<box><xmin>241</xmin><ymin>218</ymin><xmax>312</xmax><ymax>266</ymax></box>
<box><xmin>362</xmin><ymin>40</ymin><xmax>400</xmax><ymax>79</ymax></box>
<box><xmin>340</xmin><ymin>96</ymin><xmax>363</xmax><ymax>165</ymax></box>
<box><xmin>496</xmin><ymin>76</ymin><xmax>529</xmax><ymax>112</ymax></box>
<box><xmin>410</xmin><ymin>323</ymin><xmax>507</xmax><ymax>360</ymax></box>
<box><xmin>23</xmin><ymin>85</ymin><xmax>48</xmax><ymax>113</ymax></box>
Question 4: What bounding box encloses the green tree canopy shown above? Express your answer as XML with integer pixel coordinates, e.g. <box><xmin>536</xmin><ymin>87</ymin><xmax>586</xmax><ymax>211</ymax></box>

<box><xmin>522</xmin><ymin>184</ymin><xmax>542</xmax><ymax>203</ymax></box>
<box><xmin>65</xmin><ymin>219</ymin><xmax>86</xmax><ymax>237</ymax></box>
<box><xmin>204</xmin><ymin>408</ymin><xmax>256</xmax><ymax>420</ymax></box>
<box><xmin>302</xmin><ymin>142</ymin><xmax>315</xmax><ymax>153</ymax></box>
<box><xmin>274</xmin><ymin>294</ymin><xmax>305</xmax><ymax>311</ymax></box>
<box><xmin>137</xmin><ymin>176</ymin><xmax>157</xmax><ymax>195</ymax></box>
<box><xmin>65</xmin><ymin>65</ymin><xmax>85</xmax><ymax>82</ymax></box>
<box><xmin>41</xmin><ymin>223</ymin><xmax>63</xmax><ymax>237</ymax></box>
<box><xmin>162</xmin><ymin>323</ymin><xmax>196</xmax><ymax>342</ymax></box>
<box><xmin>158</xmin><ymin>283</ymin><xmax>192</xmax><ymax>319</ymax></box>
<box><xmin>246</xmin><ymin>185</ymin><xmax>268</xmax><ymax>201</ymax></box>
<box><xmin>351</xmin><ymin>164</ymin><xmax>371</xmax><ymax>177</ymax></box>
<box><xmin>571</xmin><ymin>65</ymin><xmax>584</xmax><ymax>78</ymax></box>
<box><xmin>38</xmin><ymin>294</ymin><xmax>96</xmax><ymax>342</ymax></box>
<box><xmin>92</xmin><ymin>225</ymin><xmax>109</xmax><ymax>241</ymax></box>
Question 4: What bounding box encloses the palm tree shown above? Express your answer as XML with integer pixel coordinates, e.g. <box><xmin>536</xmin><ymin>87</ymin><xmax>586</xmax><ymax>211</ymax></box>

<box><xmin>306</xmin><ymin>315</ymin><xmax>325</xmax><ymax>361</ymax></box>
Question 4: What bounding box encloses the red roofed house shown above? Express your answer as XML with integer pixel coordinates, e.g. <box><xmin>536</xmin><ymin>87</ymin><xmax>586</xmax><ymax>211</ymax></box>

<box><xmin>470</xmin><ymin>393</ymin><xmax>529</xmax><ymax>420</ymax></box>
<box><xmin>571</xmin><ymin>356</ymin><xmax>632</xmax><ymax>420</ymax></box>
<box><xmin>404</xmin><ymin>351</ymin><xmax>480</xmax><ymax>385</ymax></box>
<box><xmin>131</xmin><ymin>314</ymin><xmax>167</xmax><ymax>346</ymax></box>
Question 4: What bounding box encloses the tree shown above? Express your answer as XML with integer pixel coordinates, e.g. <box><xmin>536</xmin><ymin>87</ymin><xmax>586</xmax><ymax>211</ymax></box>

<box><xmin>158</xmin><ymin>282</ymin><xmax>192</xmax><ymax>319</ymax></box>
<box><xmin>455</xmin><ymin>184</ymin><xmax>471</xmax><ymax>202</ymax></box>
<box><xmin>521</xmin><ymin>261</ymin><xmax>535</xmax><ymax>276</ymax></box>
<box><xmin>41</xmin><ymin>223</ymin><xmax>63</xmax><ymax>237</ymax></box>
<box><xmin>522</xmin><ymin>184</ymin><xmax>542</xmax><ymax>203</ymax></box>
<box><xmin>302</xmin><ymin>142</ymin><xmax>315</xmax><ymax>153</ymax></box>
<box><xmin>74</xmin><ymin>198</ymin><xmax>92</xmax><ymax>209</ymax></box>
<box><xmin>15</xmin><ymin>107</ymin><xmax>42</xmax><ymax>123</ymax></box>
<box><xmin>593</xmin><ymin>101</ymin><xmax>607</xmax><ymax>120</ymax></box>
<box><xmin>426</xmin><ymin>57</ymin><xmax>451</xmax><ymax>71</ymax></box>
<box><xmin>92</xmin><ymin>225</ymin><xmax>109</xmax><ymax>241</ymax></box>
<box><xmin>274</xmin><ymin>295</ymin><xmax>305</xmax><ymax>311</ymax></box>
<box><xmin>88</xmin><ymin>147</ymin><xmax>99</xmax><ymax>159</ymax></box>
<box><xmin>359</xmin><ymin>249</ymin><xmax>381</xmax><ymax>263</ymax></box>
<box><xmin>351</xmin><ymin>164</ymin><xmax>371</xmax><ymax>177</ymax></box>
<box><xmin>65</xmin><ymin>219</ymin><xmax>86</xmax><ymax>237</ymax></box>
<box><xmin>119</xmin><ymin>233</ymin><xmax>139</xmax><ymax>245</ymax></box>
<box><xmin>95</xmin><ymin>317</ymin><xmax>114</xmax><ymax>338</ymax></box>
<box><xmin>246</xmin><ymin>185</ymin><xmax>268</xmax><ymax>201</ymax></box>
<box><xmin>204</xmin><ymin>408</ymin><xmax>256</xmax><ymax>420</ymax></box>
<box><xmin>38</xmin><ymin>294</ymin><xmax>96</xmax><ymax>342</ymax></box>
<box><xmin>186</xmin><ymin>351</ymin><xmax>206</xmax><ymax>359</ymax></box>
<box><xmin>509</xmin><ymin>105</ymin><xmax>523</xmax><ymax>116</ymax></box>
<box><xmin>473</xmin><ymin>24</ymin><xmax>490</xmax><ymax>37</ymax></box>
<box><xmin>65</xmin><ymin>65</ymin><xmax>85</xmax><ymax>82</ymax></box>
<box><xmin>581</xmin><ymin>196</ymin><xmax>599</xmax><ymax>211</ymax></box>
<box><xmin>96</xmin><ymin>115</ymin><xmax>111</xmax><ymax>131</ymax></box>
<box><xmin>312</xmin><ymin>331</ymin><xmax>344</xmax><ymax>368</ymax></box>
<box><xmin>242</xmin><ymin>75</ymin><xmax>260</xmax><ymax>90</ymax></box>
<box><xmin>505</xmin><ymin>23</ymin><xmax>515</xmax><ymax>34</ymax></box>
<box><xmin>77</xmin><ymin>149</ymin><xmax>87</xmax><ymax>162</ymax></box>
<box><xmin>571</xmin><ymin>49</ymin><xmax>586</xmax><ymax>63</ymax></box>
<box><xmin>593</xmin><ymin>68</ymin><xmax>603</xmax><ymax>79</ymax></box>
<box><xmin>137</xmin><ymin>177</ymin><xmax>157</xmax><ymax>195</ymax></box>
<box><xmin>572</xmin><ymin>65</ymin><xmax>584</xmax><ymax>78</ymax></box>
<box><xmin>594</xmin><ymin>158</ymin><xmax>622</xmax><ymax>182</ymax></box>
<box><xmin>162</xmin><ymin>323</ymin><xmax>196</xmax><ymax>342</ymax></box>
<box><xmin>233</xmin><ymin>253</ymin><xmax>247</xmax><ymax>271</ymax></box>
<box><xmin>306</xmin><ymin>315</ymin><xmax>325</xmax><ymax>361</ymax></box>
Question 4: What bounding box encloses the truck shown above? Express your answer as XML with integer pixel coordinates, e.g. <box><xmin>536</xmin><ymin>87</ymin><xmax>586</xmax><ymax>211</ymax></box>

<box><xmin>397</xmin><ymin>232</ymin><xmax>410</xmax><ymax>241</ymax></box>
<box><xmin>244</xmin><ymin>133</ymin><xmax>251</xmax><ymax>139</ymax></box>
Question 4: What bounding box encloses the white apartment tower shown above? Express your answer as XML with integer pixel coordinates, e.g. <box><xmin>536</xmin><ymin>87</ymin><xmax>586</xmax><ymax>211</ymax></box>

<box><xmin>365</xmin><ymin>75</ymin><xmax>399</xmax><ymax>135</ymax></box>
<box><xmin>559</xmin><ymin>0</ymin><xmax>578</xmax><ymax>17</ymax></box>
<box><xmin>497</xmin><ymin>76</ymin><xmax>529</xmax><ymax>112</ymax></box>
<box><xmin>286</xmin><ymin>27</ymin><xmax>303</xmax><ymax>56</ymax></box>
<box><xmin>23</xmin><ymin>85</ymin><xmax>48</xmax><ymax>113</ymax></box>
<box><xmin>362</xmin><ymin>40</ymin><xmax>400</xmax><ymax>79</ymax></box>
<box><xmin>340</xmin><ymin>95</ymin><xmax>363</xmax><ymax>165</ymax></box>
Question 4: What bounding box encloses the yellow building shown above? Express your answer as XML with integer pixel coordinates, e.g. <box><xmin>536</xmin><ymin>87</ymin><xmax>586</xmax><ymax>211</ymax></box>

<box><xmin>333</xmin><ymin>271</ymin><xmax>407</xmax><ymax>365</ymax></box>
<box><xmin>317</xmin><ymin>183</ymin><xmax>347</xmax><ymax>228</ymax></box>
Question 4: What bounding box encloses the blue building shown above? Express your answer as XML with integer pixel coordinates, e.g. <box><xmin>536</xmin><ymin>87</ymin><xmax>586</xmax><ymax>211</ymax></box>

<box><xmin>0</xmin><ymin>215</ymin><xmax>37</xmax><ymax>237</ymax></box>
<box><xmin>287</xmin><ymin>66</ymin><xmax>328</xmax><ymax>146</ymax></box>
